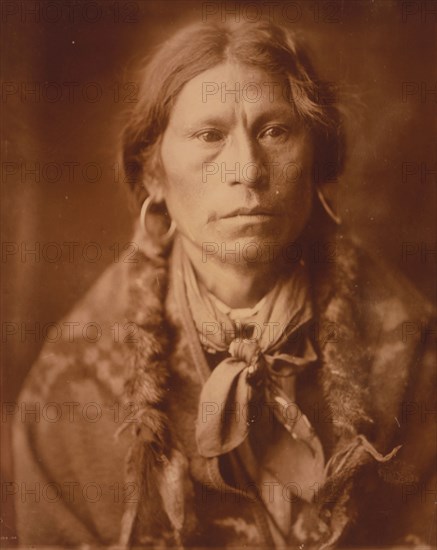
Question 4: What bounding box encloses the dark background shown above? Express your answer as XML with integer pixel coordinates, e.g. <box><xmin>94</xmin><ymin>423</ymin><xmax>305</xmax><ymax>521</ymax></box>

<box><xmin>1</xmin><ymin>0</ymin><xmax>436</xmax><ymax>543</ymax></box>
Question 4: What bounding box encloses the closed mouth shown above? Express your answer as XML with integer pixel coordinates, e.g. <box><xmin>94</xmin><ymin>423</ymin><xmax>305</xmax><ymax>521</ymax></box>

<box><xmin>220</xmin><ymin>207</ymin><xmax>276</xmax><ymax>219</ymax></box>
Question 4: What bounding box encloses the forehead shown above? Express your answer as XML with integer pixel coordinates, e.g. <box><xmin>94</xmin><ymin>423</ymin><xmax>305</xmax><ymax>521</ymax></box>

<box><xmin>168</xmin><ymin>62</ymin><xmax>293</xmax><ymax>125</ymax></box>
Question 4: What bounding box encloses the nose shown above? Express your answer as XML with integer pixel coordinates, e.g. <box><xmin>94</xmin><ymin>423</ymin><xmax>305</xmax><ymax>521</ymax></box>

<box><xmin>221</xmin><ymin>130</ymin><xmax>267</xmax><ymax>188</ymax></box>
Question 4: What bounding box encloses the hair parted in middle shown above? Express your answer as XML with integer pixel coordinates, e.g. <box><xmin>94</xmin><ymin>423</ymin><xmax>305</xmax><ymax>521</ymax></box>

<box><xmin>121</xmin><ymin>20</ymin><xmax>346</xmax><ymax>210</ymax></box>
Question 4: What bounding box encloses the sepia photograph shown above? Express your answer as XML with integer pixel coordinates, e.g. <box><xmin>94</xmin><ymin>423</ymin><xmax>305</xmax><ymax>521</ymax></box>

<box><xmin>1</xmin><ymin>1</ymin><xmax>436</xmax><ymax>548</ymax></box>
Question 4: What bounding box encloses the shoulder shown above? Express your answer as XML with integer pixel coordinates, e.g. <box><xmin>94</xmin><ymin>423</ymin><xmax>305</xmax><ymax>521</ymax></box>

<box><xmin>13</xmin><ymin>252</ymin><xmax>157</xmax><ymax>503</ymax></box>
<box><xmin>19</xmin><ymin>235</ymin><xmax>168</xmax><ymax>408</ymax></box>
<box><xmin>312</xmin><ymin>231</ymin><xmax>435</xmax><ymax>340</ymax></box>
<box><xmin>21</xmin><ymin>261</ymin><xmax>130</xmax><ymax>405</ymax></box>
<box><xmin>310</xmin><ymin>230</ymin><xmax>435</xmax><ymax>443</ymax></box>
<box><xmin>341</xmin><ymin>233</ymin><xmax>436</xmax><ymax>387</ymax></box>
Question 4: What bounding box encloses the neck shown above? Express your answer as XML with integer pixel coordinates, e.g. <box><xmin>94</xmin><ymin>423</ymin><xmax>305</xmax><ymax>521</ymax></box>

<box><xmin>180</xmin><ymin>236</ymin><xmax>283</xmax><ymax>309</ymax></box>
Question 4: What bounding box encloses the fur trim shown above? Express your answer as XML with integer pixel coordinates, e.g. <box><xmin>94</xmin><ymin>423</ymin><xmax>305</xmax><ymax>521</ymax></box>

<box><xmin>117</xmin><ymin>221</ymin><xmax>434</xmax><ymax>548</ymax></box>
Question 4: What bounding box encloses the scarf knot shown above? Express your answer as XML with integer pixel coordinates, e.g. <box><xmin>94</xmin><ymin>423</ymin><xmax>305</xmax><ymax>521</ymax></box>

<box><xmin>228</xmin><ymin>339</ymin><xmax>264</xmax><ymax>385</ymax></box>
<box><xmin>229</xmin><ymin>339</ymin><xmax>260</xmax><ymax>366</ymax></box>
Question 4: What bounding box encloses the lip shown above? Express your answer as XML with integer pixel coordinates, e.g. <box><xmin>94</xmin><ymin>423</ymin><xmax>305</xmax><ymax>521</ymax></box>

<box><xmin>220</xmin><ymin>207</ymin><xmax>276</xmax><ymax>219</ymax></box>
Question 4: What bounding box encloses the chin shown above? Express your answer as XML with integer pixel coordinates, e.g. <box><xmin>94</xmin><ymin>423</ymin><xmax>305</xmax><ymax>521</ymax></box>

<box><xmin>202</xmin><ymin>232</ymin><xmax>293</xmax><ymax>267</ymax></box>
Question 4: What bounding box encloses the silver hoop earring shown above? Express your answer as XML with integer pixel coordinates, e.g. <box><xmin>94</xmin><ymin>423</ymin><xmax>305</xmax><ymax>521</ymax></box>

<box><xmin>140</xmin><ymin>196</ymin><xmax>176</xmax><ymax>244</ymax></box>
<box><xmin>316</xmin><ymin>187</ymin><xmax>342</xmax><ymax>225</ymax></box>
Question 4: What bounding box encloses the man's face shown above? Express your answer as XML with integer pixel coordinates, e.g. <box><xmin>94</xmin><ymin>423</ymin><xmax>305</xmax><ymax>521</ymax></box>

<box><xmin>159</xmin><ymin>62</ymin><xmax>314</xmax><ymax>265</ymax></box>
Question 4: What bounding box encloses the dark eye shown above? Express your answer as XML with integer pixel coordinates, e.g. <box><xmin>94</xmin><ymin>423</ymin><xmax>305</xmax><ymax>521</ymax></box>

<box><xmin>259</xmin><ymin>126</ymin><xmax>289</xmax><ymax>141</ymax></box>
<box><xmin>197</xmin><ymin>130</ymin><xmax>224</xmax><ymax>143</ymax></box>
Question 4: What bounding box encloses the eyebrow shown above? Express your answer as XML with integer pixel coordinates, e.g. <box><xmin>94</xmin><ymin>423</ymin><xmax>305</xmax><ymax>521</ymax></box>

<box><xmin>181</xmin><ymin>116</ymin><xmax>231</xmax><ymax>134</ymax></box>
<box><xmin>252</xmin><ymin>106</ymin><xmax>297</xmax><ymax>128</ymax></box>
<box><xmin>179</xmin><ymin>106</ymin><xmax>297</xmax><ymax>135</ymax></box>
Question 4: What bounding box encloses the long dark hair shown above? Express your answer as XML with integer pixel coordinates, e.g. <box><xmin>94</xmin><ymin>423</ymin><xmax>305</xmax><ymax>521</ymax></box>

<box><xmin>121</xmin><ymin>20</ymin><xmax>346</xmax><ymax>210</ymax></box>
<box><xmin>118</xmin><ymin>21</ymin><xmax>347</xmax><ymax>547</ymax></box>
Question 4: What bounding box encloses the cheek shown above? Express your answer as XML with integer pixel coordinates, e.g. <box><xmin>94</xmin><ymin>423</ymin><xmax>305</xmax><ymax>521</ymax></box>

<box><xmin>161</xmin><ymin>164</ymin><xmax>209</xmax><ymax>233</ymax></box>
<box><xmin>271</xmin><ymin>144</ymin><xmax>314</xmax><ymax>238</ymax></box>
<box><xmin>273</xmin><ymin>143</ymin><xmax>313</xmax><ymax>199</ymax></box>
<box><xmin>161</xmin><ymin>146</ymin><xmax>193</xmax><ymax>201</ymax></box>
<box><xmin>160</xmin><ymin>133</ymin><xmax>220</xmax><ymax>237</ymax></box>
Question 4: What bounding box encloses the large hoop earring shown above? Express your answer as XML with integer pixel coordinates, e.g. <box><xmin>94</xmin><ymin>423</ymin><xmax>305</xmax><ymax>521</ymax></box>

<box><xmin>316</xmin><ymin>187</ymin><xmax>342</xmax><ymax>225</ymax></box>
<box><xmin>140</xmin><ymin>196</ymin><xmax>176</xmax><ymax>245</ymax></box>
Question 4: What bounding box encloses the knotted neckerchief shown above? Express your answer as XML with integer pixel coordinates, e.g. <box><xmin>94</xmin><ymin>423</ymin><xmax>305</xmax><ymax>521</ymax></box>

<box><xmin>179</xmin><ymin>245</ymin><xmax>324</xmax><ymax>484</ymax></box>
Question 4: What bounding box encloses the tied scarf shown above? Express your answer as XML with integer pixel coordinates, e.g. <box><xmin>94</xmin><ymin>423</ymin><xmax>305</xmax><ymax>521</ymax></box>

<box><xmin>178</xmin><ymin>244</ymin><xmax>321</xmax><ymax>463</ymax></box>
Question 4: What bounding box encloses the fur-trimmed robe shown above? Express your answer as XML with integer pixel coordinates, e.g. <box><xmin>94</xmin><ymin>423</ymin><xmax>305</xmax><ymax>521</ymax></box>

<box><xmin>13</xmin><ymin>222</ymin><xmax>436</xmax><ymax>548</ymax></box>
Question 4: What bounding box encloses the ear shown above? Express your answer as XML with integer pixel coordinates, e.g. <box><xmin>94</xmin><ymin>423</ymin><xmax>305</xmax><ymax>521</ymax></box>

<box><xmin>315</xmin><ymin>181</ymin><xmax>342</xmax><ymax>225</ymax></box>
<box><xmin>143</xmin><ymin>176</ymin><xmax>166</xmax><ymax>203</ymax></box>
<box><xmin>142</xmin><ymin>140</ymin><xmax>166</xmax><ymax>203</ymax></box>
<box><xmin>312</xmin><ymin>157</ymin><xmax>339</xmax><ymax>210</ymax></box>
